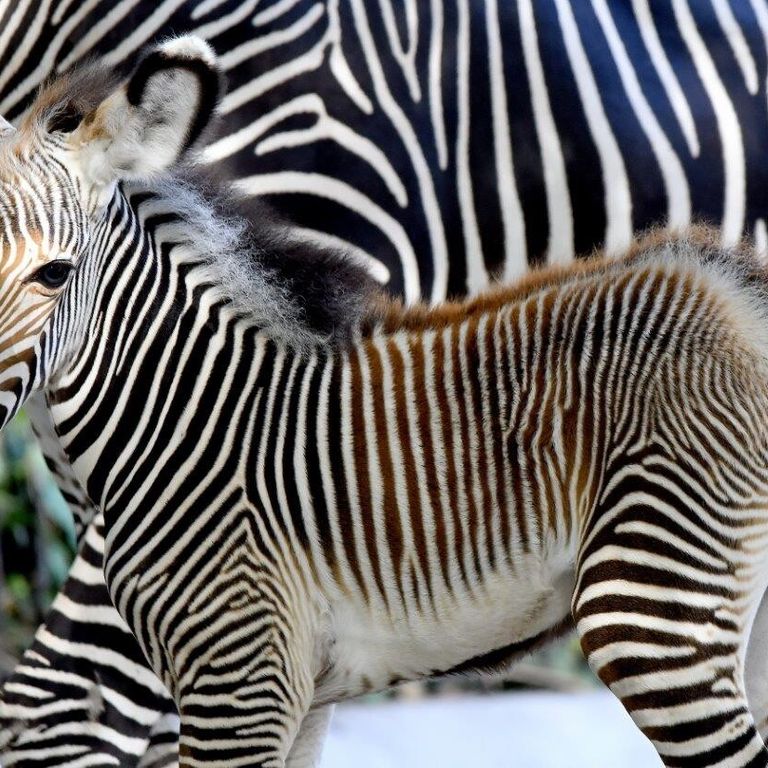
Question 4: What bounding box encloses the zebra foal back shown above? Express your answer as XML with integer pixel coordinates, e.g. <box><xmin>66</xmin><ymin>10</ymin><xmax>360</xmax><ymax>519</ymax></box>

<box><xmin>304</xmin><ymin>234</ymin><xmax>768</xmax><ymax>767</ymax></box>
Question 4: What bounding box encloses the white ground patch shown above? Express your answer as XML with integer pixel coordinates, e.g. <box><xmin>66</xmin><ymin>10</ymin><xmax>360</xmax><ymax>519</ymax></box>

<box><xmin>322</xmin><ymin>691</ymin><xmax>661</xmax><ymax>767</ymax></box>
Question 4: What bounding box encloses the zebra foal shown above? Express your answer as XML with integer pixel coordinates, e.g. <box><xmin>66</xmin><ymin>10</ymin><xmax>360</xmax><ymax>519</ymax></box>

<box><xmin>8</xmin><ymin>2</ymin><xmax>768</xmax><ymax>762</ymax></box>
<box><xmin>2</xmin><ymin>36</ymin><xmax>768</xmax><ymax>768</ymax></box>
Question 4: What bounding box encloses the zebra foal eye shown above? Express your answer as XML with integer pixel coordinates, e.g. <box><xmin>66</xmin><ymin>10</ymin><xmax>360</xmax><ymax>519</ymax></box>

<box><xmin>27</xmin><ymin>260</ymin><xmax>74</xmax><ymax>289</ymax></box>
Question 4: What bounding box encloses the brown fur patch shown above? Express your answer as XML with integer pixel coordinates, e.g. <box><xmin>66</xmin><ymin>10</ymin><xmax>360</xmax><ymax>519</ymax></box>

<box><xmin>363</xmin><ymin>225</ymin><xmax>760</xmax><ymax>335</ymax></box>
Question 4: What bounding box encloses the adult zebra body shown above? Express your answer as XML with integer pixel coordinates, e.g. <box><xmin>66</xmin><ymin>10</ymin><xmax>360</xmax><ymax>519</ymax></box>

<box><xmin>3</xmin><ymin>40</ymin><xmax>768</xmax><ymax>767</ymax></box>
<box><xmin>4</xmin><ymin>1</ymin><xmax>768</xmax><ymax>764</ymax></box>
<box><xmin>2</xmin><ymin>0</ymin><xmax>768</xmax><ymax>298</ymax></box>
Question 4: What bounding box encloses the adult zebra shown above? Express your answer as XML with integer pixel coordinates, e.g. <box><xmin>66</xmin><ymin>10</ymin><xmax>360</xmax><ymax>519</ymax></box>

<box><xmin>2</xmin><ymin>0</ymin><xmax>768</xmax><ymax>298</ymax></box>
<box><xmin>3</xmin><ymin>0</ymin><xmax>768</xmax><ymax>765</ymax></box>
<box><xmin>3</xmin><ymin>40</ymin><xmax>768</xmax><ymax>767</ymax></box>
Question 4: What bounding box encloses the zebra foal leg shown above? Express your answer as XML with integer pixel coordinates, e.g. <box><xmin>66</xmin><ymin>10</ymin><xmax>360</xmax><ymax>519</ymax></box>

<box><xmin>176</xmin><ymin>639</ymin><xmax>316</xmax><ymax>768</ymax></box>
<box><xmin>285</xmin><ymin>705</ymin><xmax>334</xmax><ymax>768</ymax></box>
<box><xmin>573</xmin><ymin>505</ymin><xmax>768</xmax><ymax>767</ymax></box>
<box><xmin>172</xmin><ymin>573</ymin><xmax>320</xmax><ymax>768</ymax></box>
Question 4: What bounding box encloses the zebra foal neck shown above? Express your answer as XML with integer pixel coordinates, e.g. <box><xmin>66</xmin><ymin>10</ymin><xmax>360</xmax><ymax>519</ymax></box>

<box><xmin>3</xmin><ymin>39</ymin><xmax>768</xmax><ymax>768</ymax></box>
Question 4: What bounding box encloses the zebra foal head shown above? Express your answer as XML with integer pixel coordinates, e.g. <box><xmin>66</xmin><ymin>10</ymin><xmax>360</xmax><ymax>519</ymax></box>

<box><xmin>0</xmin><ymin>36</ymin><xmax>223</xmax><ymax>427</ymax></box>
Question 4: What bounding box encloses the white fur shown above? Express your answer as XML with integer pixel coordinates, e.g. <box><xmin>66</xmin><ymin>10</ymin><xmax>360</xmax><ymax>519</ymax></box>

<box><xmin>316</xmin><ymin>552</ymin><xmax>575</xmax><ymax>701</ymax></box>
<box><xmin>158</xmin><ymin>35</ymin><xmax>217</xmax><ymax>67</ymax></box>
<box><xmin>143</xmin><ymin>177</ymin><xmax>332</xmax><ymax>351</ymax></box>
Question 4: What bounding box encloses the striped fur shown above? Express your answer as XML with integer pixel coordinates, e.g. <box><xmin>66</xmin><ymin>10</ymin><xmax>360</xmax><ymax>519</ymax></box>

<box><xmin>5</xmin><ymin>46</ymin><xmax>768</xmax><ymax>767</ymax></box>
<box><xmin>6</xmin><ymin>3</ymin><xmax>768</xmax><ymax>763</ymax></box>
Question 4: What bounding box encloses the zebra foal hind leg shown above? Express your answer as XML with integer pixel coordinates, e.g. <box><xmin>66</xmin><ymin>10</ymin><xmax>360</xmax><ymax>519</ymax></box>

<box><xmin>284</xmin><ymin>705</ymin><xmax>334</xmax><ymax>768</ymax></box>
<box><xmin>572</xmin><ymin>481</ymin><xmax>768</xmax><ymax>768</ymax></box>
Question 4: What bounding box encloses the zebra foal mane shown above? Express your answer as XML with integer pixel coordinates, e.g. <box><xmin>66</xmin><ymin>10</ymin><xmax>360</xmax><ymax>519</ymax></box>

<box><xmin>149</xmin><ymin>168</ymin><xmax>379</xmax><ymax>350</ymax></box>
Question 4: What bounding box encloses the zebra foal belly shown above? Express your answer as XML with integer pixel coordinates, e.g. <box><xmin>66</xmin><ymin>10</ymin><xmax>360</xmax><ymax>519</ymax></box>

<box><xmin>317</xmin><ymin>555</ymin><xmax>576</xmax><ymax>700</ymax></box>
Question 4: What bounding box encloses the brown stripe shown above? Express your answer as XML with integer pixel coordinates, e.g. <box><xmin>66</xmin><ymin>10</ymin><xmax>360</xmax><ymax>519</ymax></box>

<box><xmin>350</xmin><ymin>344</ymin><xmax>389</xmax><ymax>604</ymax></box>
<box><xmin>463</xmin><ymin>315</ymin><xmax>496</xmax><ymax>572</ymax></box>
<box><xmin>410</xmin><ymin>333</ymin><xmax>451</xmax><ymax>595</ymax></box>
<box><xmin>432</xmin><ymin>329</ymin><xmax>469</xmax><ymax>587</ymax></box>
<box><xmin>505</xmin><ymin>305</ymin><xmax>530</xmax><ymax>552</ymax></box>
<box><xmin>388</xmin><ymin>337</ymin><xmax>433</xmax><ymax>609</ymax></box>
<box><xmin>452</xmin><ymin>321</ymin><xmax>482</xmax><ymax>582</ymax></box>
<box><xmin>367</xmin><ymin>341</ymin><xmax>405</xmax><ymax>605</ymax></box>
<box><xmin>488</xmin><ymin>313</ymin><xmax>511</xmax><ymax>555</ymax></box>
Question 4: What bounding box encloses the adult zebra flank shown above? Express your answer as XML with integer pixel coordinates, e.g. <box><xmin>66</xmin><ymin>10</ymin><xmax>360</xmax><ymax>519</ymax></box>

<box><xmin>2</xmin><ymin>0</ymin><xmax>768</xmax><ymax>298</ymax></box>
<box><xmin>3</xmin><ymin>39</ymin><xmax>768</xmax><ymax>768</ymax></box>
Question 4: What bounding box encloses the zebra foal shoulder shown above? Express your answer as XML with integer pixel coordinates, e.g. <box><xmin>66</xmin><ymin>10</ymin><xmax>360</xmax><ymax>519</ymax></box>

<box><xmin>2</xmin><ymin>42</ymin><xmax>768</xmax><ymax>767</ymax></box>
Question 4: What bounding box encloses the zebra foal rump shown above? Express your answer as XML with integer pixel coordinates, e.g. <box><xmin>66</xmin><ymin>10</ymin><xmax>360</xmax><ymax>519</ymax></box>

<box><xmin>1</xmin><ymin>41</ymin><xmax>768</xmax><ymax>766</ymax></box>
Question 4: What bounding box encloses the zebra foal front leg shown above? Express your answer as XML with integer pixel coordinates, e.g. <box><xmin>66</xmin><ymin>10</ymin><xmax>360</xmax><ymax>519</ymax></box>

<box><xmin>171</xmin><ymin>571</ymin><xmax>320</xmax><ymax>768</ymax></box>
<box><xmin>573</xmin><ymin>499</ymin><xmax>768</xmax><ymax>768</ymax></box>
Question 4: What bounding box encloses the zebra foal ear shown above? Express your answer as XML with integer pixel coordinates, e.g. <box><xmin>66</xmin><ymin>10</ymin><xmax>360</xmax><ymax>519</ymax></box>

<box><xmin>73</xmin><ymin>36</ymin><xmax>223</xmax><ymax>195</ymax></box>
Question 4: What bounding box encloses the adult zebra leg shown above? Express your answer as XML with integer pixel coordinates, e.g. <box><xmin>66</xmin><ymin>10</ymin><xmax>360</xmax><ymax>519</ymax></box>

<box><xmin>573</xmin><ymin>501</ymin><xmax>768</xmax><ymax>767</ymax></box>
<box><xmin>284</xmin><ymin>705</ymin><xmax>334</xmax><ymax>768</ymax></box>
<box><xmin>0</xmin><ymin>514</ymin><xmax>178</xmax><ymax>766</ymax></box>
<box><xmin>139</xmin><ymin>710</ymin><xmax>182</xmax><ymax>768</ymax></box>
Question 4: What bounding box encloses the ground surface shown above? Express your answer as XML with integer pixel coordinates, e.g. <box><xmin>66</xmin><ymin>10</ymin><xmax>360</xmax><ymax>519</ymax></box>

<box><xmin>322</xmin><ymin>690</ymin><xmax>661</xmax><ymax>767</ymax></box>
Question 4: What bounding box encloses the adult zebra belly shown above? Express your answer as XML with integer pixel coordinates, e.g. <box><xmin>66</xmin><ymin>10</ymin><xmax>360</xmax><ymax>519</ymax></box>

<box><xmin>315</xmin><ymin>551</ymin><xmax>576</xmax><ymax>702</ymax></box>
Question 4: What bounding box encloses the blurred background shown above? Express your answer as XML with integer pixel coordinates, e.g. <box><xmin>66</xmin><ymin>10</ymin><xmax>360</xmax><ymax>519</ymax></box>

<box><xmin>0</xmin><ymin>418</ymin><xmax>76</xmax><ymax>679</ymax></box>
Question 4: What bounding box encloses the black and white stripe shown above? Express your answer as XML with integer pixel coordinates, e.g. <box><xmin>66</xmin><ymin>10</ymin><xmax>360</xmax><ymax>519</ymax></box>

<box><xmin>4</xmin><ymin>3</ymin><xmax>768</xmax><ymax>765</ymax></box>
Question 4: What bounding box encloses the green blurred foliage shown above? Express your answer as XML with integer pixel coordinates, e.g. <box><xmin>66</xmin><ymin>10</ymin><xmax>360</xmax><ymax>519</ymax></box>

<box><xmin>0</xmin><ymin>411</ymin><xmax>75</xmax><ymax>674</ymax></box>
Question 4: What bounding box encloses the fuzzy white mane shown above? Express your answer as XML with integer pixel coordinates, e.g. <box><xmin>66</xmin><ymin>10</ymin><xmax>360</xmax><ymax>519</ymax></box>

<box><xmin>140</xmin><ymin>173</ymin><xmax>378</xmax><ymax>352</ymax></box>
